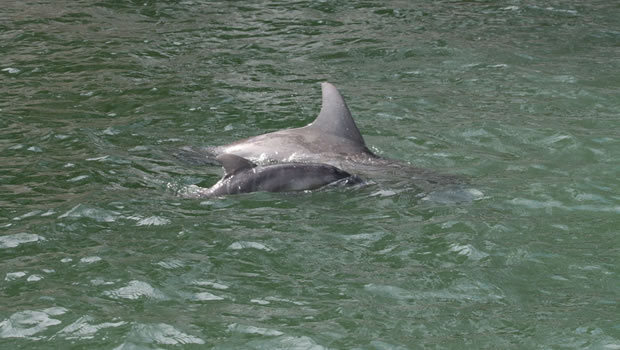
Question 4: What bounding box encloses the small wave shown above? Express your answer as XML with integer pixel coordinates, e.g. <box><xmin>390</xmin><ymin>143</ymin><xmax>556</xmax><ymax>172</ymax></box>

<box><xmin>228</xmin><ymin>241</ymin><xmax>272</xmax><ymax>251</ymax></box>
<box><xmin>115</xmin><ymin>323</ymin><xmax>205</xmax><ymax>347</ymax></box>
<box><xmin>511</xmin><ymin>198</ymin><xmax>620</xmax><ymax>213</ymax></box>
<box><xmin>0</xmin><ymin>233</ymin><xmax>45</xmax><ymax>249</ymax></box>
<box><xmin>67</xmin><ymin>175</ymin><xmax>89</xmax><ymax>182</ymax></box>
<box><xmin>191</xmin><ymin>280</ymin><xmax>229</xmax><ymax>290</ymax></box>
<box><xmin>155</xmin><ymin>259</ymin><xmax>185</xmax><ymax>269</ymax></box>
<box><xmin>103</xmin><ymin>281</ymin><xmax>166</xmax><ymax>300</ymax></box>
<box><xmin>240</xmin><ymin>335</ymin><xmax>326</xmax><ymax>350</ymax></box>
<box><xmin>192</xmin><ymin>292</ymin><xmax>225</xmax><ymax>301</ymax></box>
<box><xmin>0</xmin><ymin>307</ymin><xmax>68</xmax><ymax>339</ymax></box>
<box><xmin>79</xmin><ymin>256</ymin><xmax>102</xmax><ymax>264</ymax></box>
<box><xmin>57</xmin><ymin>315</ymin><xmax>126</xmax><ymax>340</ymax></box>
<box><xmin>228</xmin><ymin>323</ymin><xmax>283</xmax><ymax>336</ymax></box>
<box><xmin>136</xmin><ymin>216</ymin><xmax>170</xmax><ymax>226</ymax></box>
<box><xmin>5</xmin><ymin>271</ymin><xmax>27</xmax><ymax>281</ymax></box>
<box><xmin>449</xmin><ymin>243</ymin><xmax>489</xmax><ymax>261</ymax></box>
<box><xmin>27</xmin><ymin>275</ymin><xmax>43</xmax><ymax>282</ymax></box>
<box><xmin>58</xmin><ymin>204</ymin><xmax>120</xmax><ymax>222</ymax></box>
<box><xmin>2</xmin><ymin>67</ymin><xmax>20</xmax><ymax>74</ymax></box>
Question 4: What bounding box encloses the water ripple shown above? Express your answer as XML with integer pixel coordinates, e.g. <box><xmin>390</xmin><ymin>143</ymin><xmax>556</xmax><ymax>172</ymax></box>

<box><xmin>115</xmin><ymin>323</ymin><xmax>205</xmax><ymax>347</ymax></box>
<box><xmin>57</xmin><ymin>315</ymin><xmax>126</xmax><ymax>340</ymax></box>
<box><xmin>103</xmin><ymin>281</ymin><xmax>167</xmax><ymax>300</ymax></box>
<box><xmin>0</xmin><ymin>307</ymin><xmax>68</xmax><ymax>339</ymax></box>
<box><xmin>0</xmin><ymin>232</ymin><xmax>45</xmax><ymax>249</ymax></box>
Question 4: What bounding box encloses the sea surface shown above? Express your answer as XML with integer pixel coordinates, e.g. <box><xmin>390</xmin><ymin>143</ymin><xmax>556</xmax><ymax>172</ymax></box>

<box><xmin>1</xmin><ymin>1</ymin><xmax>619</xmax><ymax>349</ymax></box>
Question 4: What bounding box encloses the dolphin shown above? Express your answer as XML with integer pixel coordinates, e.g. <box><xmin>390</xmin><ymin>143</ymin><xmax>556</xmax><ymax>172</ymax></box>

<box><xmin>173</xmin><ymin>82</ymin><xmax>465</xmax><ymax>195</ymax></box>
<box><xmin>190</xmin><ymin>153</ymin><xmax>362</xmax><ymax>197</ymax></box>
<box><xmin>201</xmin><ymin>82</ymin><xmax>462</xmax><ymax>187</ymax></box>
<box><xmin>208</xmin><ymin>82</ymin><xmax>377</xmax><ymax>167</ymax></box>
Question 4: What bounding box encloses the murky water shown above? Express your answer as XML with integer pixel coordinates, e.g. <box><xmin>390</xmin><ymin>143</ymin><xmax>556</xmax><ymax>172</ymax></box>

<box><xmin>1</xmin><ymin>1</ymin><xmax>619</xmax><ymax>349</ymax></box>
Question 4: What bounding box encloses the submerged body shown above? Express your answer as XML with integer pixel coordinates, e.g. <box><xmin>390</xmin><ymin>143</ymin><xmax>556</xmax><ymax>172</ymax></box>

<box><xmin>196</xmin><ymin>154</ymin><xmax>360</xmax><ymax>197</ymax></box>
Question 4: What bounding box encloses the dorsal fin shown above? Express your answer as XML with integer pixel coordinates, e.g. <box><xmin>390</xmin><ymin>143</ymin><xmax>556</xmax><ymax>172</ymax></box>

<box><xmin>216</xmin><ymin>154</ymin><xmax>256</xmax><ymax>176</ymax></box>
<box><xmin>307</xmin><ymin>82</ymin><xmax>366</xmax><ymax>146</ymax></box>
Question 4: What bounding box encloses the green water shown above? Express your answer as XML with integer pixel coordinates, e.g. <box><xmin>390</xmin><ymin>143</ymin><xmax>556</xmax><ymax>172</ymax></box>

<box><xmin>1</xmin><ymin>1</ymin><xmax>619</xmax><ymax>349</ymax></box>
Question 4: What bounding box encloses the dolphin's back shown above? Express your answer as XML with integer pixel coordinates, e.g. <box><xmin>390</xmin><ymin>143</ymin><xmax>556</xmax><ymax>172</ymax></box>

<box><xmin>211</xmin><ymin>82</ymin><xmax>374</xmax><ymax>165</ymax></box>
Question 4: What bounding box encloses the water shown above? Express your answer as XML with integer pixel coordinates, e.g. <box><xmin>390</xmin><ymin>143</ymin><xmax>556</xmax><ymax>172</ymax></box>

<box><xmin>1</xmin><ymin>1</ymin><xmax>619</xmax><ymax>348</ymax></box>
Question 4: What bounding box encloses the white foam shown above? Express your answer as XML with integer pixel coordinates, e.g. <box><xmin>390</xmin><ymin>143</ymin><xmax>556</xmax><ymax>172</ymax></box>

<box><xmin>193</xmin><ymin>292</ymin><xmax>225</xmax><ymax>301</ymax></box>
<box><xmin>0</xmin><ymin>307</ymin><xmax>68</xmax><ymax>339</ymax></box>
<box><xmin>5</xmin><ymin>272</ymin><xmax>27</xmax><ymax>281</ymax></box>
<box><xmin>2</xmin><ymin>67</ymin><xmax>20</xmax><ymax>74</ymax></box>
<box><xmin>58</xmin><ymin>315</ymin><xmax>125</xmax><ymax>340</ymax></box>
<box><xmin>67</xmin><ymin>175</ymin><xmax>89</xmax><ymax>182</ymax></box>
<box><xmin>136</xmin><ymin>216</ymin><xmax>170</xmax><ymax>226</ymax></box>
<box><xmin>191</xmin><ymin>280</ymin><xmax>229</xmax><ymax>290</ymax></box>
<box><xmin>103</xmin><ymin>281</ymin><xmax>166</xmax><ymax>300</ymax></box>
<box><xmin>449</xmin><ymin>243</ymin><xmax>489</xmax><ymax>261</ymax></box>
<box><xmin>116</xmin><ymin>323</ymin><xmax>205</xmax><ymax>346</ymax></box>
<box><xmin>80</xmin><ymin>256</ymin><xmax>102</xmax><ymax>264</ymax></box>
<box><xmin>58</xmin><ymin>204</ymin><xmax>119</xmax><ymax>222</ymax></box>
<box><xmin>228</xmin><ymin>323</ymin><xmax>283</xmax><ymax>336</ymax></box>
<box><xmin>27</xmin><ymin>274</ymin><xmax>43</xmax><ymax>282</ymax></box>
<box><xmin>228</xmin><ymin>241</ymin><xmax>272</xmax><ymax>251</ymax></box>
<box><xmin>0</xmin><ymin>233</ymin><xmax>45</xmax><ymax>249</ymax></box>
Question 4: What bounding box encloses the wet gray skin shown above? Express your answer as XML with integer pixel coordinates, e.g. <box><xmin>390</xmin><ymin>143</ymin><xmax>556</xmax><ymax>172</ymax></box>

<box><xmin>195</xmin><ymin>154</ymin><xmax>362</xmax><ymax>197</ymax></box>
<box><xmin>210</xmin><ymin>82</ymin><xmax>375</xmax><ymax>167</ymax></box>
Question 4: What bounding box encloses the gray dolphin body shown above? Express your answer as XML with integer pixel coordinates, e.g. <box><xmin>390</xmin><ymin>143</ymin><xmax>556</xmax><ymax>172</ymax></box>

<box><xmin>195</xmin><ymin>154</ymin><xmax>361</xmax><ymax>197</ymax></box>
